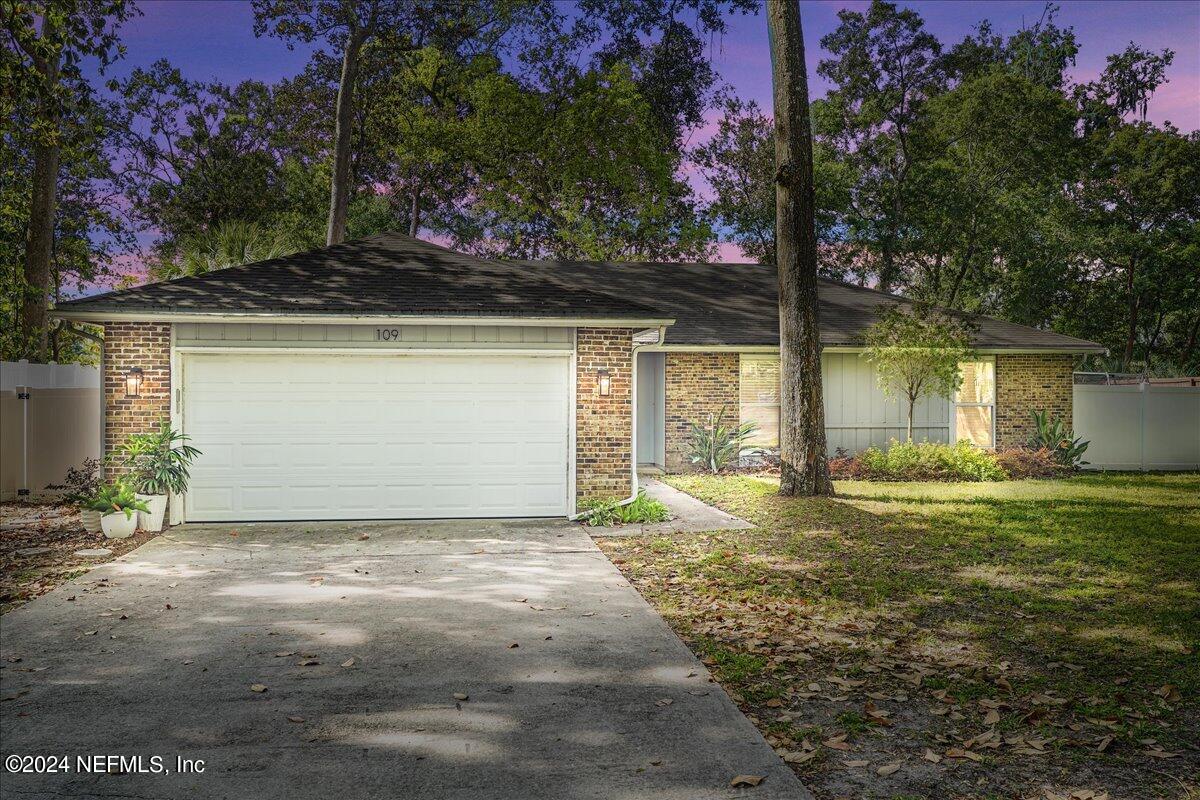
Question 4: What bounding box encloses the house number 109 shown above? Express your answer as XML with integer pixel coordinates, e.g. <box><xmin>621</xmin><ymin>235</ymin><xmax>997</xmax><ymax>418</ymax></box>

<box><xmin>375</xmin><ymin>328</ymin><xmax>401</xmax><ymax>341</ymax></box>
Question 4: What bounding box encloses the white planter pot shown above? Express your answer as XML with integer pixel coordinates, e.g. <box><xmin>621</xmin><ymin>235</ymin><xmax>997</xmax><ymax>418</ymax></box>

<box><xmin>101</xmin><ymin>511</ymin><xmax>137</xmax><ymax>539</ymax></box>
<box><xmin>80</xmin><ymin>508</ymin><xmax>103</xmax><ymax>535</ymax></box>
<box><xmin>136</xmin><ymin>493</ymin><xmax>168</xmax><ymax>532</ymax></box>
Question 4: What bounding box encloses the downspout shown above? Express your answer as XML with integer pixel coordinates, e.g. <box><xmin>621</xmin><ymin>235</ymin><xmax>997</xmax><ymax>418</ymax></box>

<box><xmin>569</xmin><ymin>325</ymin><xmax>667</xmax><ymax>520</ymax></box>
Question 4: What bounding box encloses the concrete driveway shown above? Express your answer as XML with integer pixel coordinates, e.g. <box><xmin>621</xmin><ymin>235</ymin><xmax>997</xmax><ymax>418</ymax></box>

<box><xmin>1</xmin><ymin>519</ymin><xmax>808</xmax><ymax>799</ymax></box>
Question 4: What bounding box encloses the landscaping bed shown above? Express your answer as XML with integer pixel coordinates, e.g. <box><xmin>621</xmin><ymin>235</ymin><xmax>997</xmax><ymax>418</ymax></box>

<box><xmin>0</xmin><ymin>503</ymin><xmax>158</xmax><ymax>614</ymax></box>
<box><xmin>597</xmin><ymin>473</ymin><xmax>1198</xmax><ymax>800</ymax></box>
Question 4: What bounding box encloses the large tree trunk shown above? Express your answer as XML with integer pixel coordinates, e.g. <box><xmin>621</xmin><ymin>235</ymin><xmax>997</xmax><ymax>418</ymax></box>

<box><xmin>327</xmin><ymin>28</ymin><xmax>368</xmax><ymax>246</ymax></box>
<box><xmin>768</xmin><ymin>0</ymin><xmax>833</xmax><ymax>497</ymax></box>
<box><xmin>21</xmin><ymin>14</ymin><xmax>62</xmax><ymax>363</ymax></box>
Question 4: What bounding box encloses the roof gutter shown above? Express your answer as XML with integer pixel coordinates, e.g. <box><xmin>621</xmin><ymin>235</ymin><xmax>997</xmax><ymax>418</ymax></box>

<box><xmin>643</xmin><ymin>344</ymin><xmax>1107</xmax><ymax>355</ymax></box>
<box><xmin>50</xmin><ymin>310</ymin><xmax>676</xmax><ymax>328</ymax></box>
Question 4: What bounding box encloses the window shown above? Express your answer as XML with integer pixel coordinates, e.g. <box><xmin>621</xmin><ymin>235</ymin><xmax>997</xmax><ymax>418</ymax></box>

<box><xmin>954</xmin><ymin>359</ymin><xmax>995</xmax><ymax>448</ymax></box>
<box><xmin>739</xmin><ymin>355</ymin><xmax>780</xmax><ymax>448</ymax></box>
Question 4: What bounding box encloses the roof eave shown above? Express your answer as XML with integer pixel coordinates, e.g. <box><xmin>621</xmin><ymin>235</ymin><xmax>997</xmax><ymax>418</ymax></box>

<box><xmin>51</xmin><ymin>308</ymin><xmax>676</xmax><ymax>328</ymax></box>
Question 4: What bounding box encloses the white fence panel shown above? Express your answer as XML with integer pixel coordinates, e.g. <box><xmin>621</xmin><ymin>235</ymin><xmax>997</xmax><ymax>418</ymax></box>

<box><xmin>1</xmin><ymin>360</ymin><xmax>101</xmax><ymax>500</ymax></box>
<box><xmin>1074</xmin><ymin>382</ymin><xmax>1200</xmax><ymax>471</ymax></box>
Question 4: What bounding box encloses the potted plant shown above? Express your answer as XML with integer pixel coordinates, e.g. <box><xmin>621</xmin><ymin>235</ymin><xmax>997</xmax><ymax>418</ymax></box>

<box><xmin>119</xmin><ymin>422</ymin><xmax>201</xmax><ymax>532</ymax></box>
<box><xmin>46</xmin><ymin>458</ymin><xmax>103</xmax><ymax>533</ymax></box>
<box><xmin>92</xmin><ymin>483</ymin><xmax>149</xmax><ymax>539</ymax></box>
<box><xmin>80</xmin><ymin>489</ymin><xmax>104</xmax><ymax>534</ymax></box>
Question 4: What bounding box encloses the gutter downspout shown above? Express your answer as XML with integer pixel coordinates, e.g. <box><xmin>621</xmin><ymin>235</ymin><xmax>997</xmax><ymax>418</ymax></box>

<box><xmin>569</xmin><ymin>325</ymin><xmax>667</xmax><ymax>520</ymax></box>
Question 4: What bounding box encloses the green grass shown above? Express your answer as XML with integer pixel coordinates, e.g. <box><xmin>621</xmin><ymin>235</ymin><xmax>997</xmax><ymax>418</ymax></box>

<box><xmin>598</xmin><ymin>472</ymin><xmax>1199</xmax><ymax>796</ymax></box>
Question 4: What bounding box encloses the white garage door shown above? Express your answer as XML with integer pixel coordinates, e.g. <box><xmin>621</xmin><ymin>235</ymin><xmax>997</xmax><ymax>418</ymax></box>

<box><xmin>181</xmin><ymin>352</ymin><xmax>570</xmax><ymax>521</ymax></box>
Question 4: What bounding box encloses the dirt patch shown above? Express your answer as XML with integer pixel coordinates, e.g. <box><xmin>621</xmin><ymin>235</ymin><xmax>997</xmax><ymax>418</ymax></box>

<box><xmin>1</xmin><ymin>503</ymin><xmax>159</xmax><ymax>613</ymax></box>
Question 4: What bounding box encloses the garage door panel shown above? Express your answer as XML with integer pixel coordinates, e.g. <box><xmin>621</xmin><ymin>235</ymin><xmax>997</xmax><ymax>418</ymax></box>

<box><xmin>182</xmin><ymin>353</ymin><xmax>570</xmax><ymax>521</ymax></box>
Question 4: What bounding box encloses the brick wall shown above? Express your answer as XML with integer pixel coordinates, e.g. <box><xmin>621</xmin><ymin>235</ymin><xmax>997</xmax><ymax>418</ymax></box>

<box><xmin>995</xmin><ymin>353</ymin><xmax>1074</xmax><ymax>449</ymax></box>
<box><xmin>664</xmin><ymin>352</ymin><xmax>740</xmax><ymax>472</ymax></box>
<box><xmin>576</xmin><ymin>328</ymin><xmax>634</xmax><ymax>502</ymax></box>
<box><xmin>103</xmin><ymin>322</ymin><xmax>171</xmax><ymax>476</ymax></box>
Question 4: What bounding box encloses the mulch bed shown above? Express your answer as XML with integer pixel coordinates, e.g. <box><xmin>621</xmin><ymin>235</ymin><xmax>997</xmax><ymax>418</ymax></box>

<box><xmin>0</xmin><ymin>503</ymin><xmax>159</xmax><ymax>614</ymax></box>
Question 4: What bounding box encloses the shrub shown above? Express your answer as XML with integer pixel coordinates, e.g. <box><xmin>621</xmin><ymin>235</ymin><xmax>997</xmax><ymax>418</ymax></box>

<box><xmin>1027</xmin><ymin>410</ymin><xmax>1089</xmax><ymax>468</ymax></box>
<box><xmin>995</xmin><ymin>447</ymin><xmax>1070</xmax><ymax>479</ymax></box>
<box><xmin>45</xmin><ymin>457</ymin><xmax>102</xmax><ymax>504</ymax></box>
<box><xmin>852</xmin><ymin>440</ymin><xmax>1008</xmax><ymax>482</ymax></box>
<box><xmin>578</xmin><ymin>490</ymin><xmax>671</xmax><ymax>527</ymax></box>
<box><xmin>688</xmin><ymin>405</ymin><xmax>759</xmax><ymax>473</ymax></box>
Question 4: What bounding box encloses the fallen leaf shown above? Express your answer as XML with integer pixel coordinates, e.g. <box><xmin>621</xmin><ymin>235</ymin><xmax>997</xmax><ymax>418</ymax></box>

<box><xmin>729</xmin><ymin>775</ymin><xmax>764</xmax><ymax>788</ymax></box>
<box><xmin>453</xmin><ymin>693</ymin><xmax>469</xmax><ymax>701</ymax></box>
<box><xmin>945</xmin><ymin>748</ymin><xmax>983</xmax><ymax>762</ymax></box>
<box><xmin>782</xmin><ymin>749</ymin><xmax>817</xmax><ymax>764</ymax></box>
<box><xmin>877</xmin><ymin>762</ymin><xmax>902</xmax><ymax>776</ymax></box>
<box><xmin>923</xmin><ymin>749</ymin><xmax>942</xmax><ymax>763</ymax></box>
<box><xmin>1141</xmin><ymin>749</ymin><xmax>1178</xmax><ymax>759</ymax></box>
<box><xmin>843</xmin><ymin>759</ymin><xmax>869</xmax><ymax>767</ymax></box>
<box><xmin>287</xmin><ymin>715</ymin><xmax>304</xmax><ymax>723</ymax></box>
<box><xmin>298</xmin><ymin>659</ymin><xmax>320</xmax><ymax>666</ymax></box>
<box><xmin>1095</xmin><ymin>735</ymin><xmax>1114</xmax><ymax>753</ymax></box>
<box><xmin>984</xmin><ymin>709</ymin><xmax>1001</xmax><ymax>726</ymax></box>
<box><xmin>275</xmin><ymin>651</ymin><xmax>296</xmax><ymax>658</ymax></box>
<box><xmin>358</xmin><ymin>534</ymin><xmax>369</xmax><ymax>541</ymax></box>
<box><xmin>340</xmin><ymin>658</ymin><xmax>355</xmax><ymax>668</ymax></box>
<box><xmin>250</xmin><ymin>684</ymin><xmax>268</xmax><ymax>693</ymax></box>
<box><xmin>508</xmin><ymin>642</ymin><xmax>519</xmax><ymax>649</ymax></box>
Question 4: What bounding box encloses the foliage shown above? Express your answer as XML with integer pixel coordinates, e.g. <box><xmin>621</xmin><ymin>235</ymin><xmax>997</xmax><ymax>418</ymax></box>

<box><xmin>118</xmin><ymin>422</ymin><xmax>202</xmax><ymax>495</ymax></box>
<box><xmin>994</xmin><ymin>447</ymin><xmax>1071</xmax><ymax>479</ymax></box>
<box><xmin>861</xmin><ymin>304</ymin><xmax>974</xmax><ymax>441</ymax></box>
<box><xmin>88</xmin><ymin>481</ymin><xmax>150</xmax><ymax>519</ymax></box>
<box><xmin>1</xmin><ymin>0</ymin><xmax>138</xmax><ymax>361</ymax></box>
<box><xmin>610</xmin><ymin>472</ymin><xmax>1199</xmax><ymax>798</ymax></box>
<box><xmin>853</xmin><ymin>440</ymin><xmax>1008</xmax><ymax>482</ymax></box>
<box><xmin>688</xmin><ymin>405</ymin><xmax>759</xmax><ymax>474</ymax></box>
<box><xmin>1026</xmin><ymin>409</ymin><xmax>1090</xmax><ymax>468</ymax></box>
<box><xmin>578</xmin><ymin>489</ymin><xmax>670</xmax><ymax>527</ymax></box>
<box><xmin>44</xmin><ymin>457</ymin><xmax>102</xmax><ymax>504</ymax></box>
<box><xmin>157</xmin><ymin>219</ymin><xmax>303</xmax><ymax>279</ymax></box>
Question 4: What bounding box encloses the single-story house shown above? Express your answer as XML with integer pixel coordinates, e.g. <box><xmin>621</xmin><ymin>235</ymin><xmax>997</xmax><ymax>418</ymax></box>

<box><xmin>54</xmin><ymin>233</ymin><xmax>1105</xmax><ymax>523</ymax></box>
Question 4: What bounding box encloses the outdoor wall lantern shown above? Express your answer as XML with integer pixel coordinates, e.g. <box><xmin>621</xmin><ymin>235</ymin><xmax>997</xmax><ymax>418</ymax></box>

<box><xmin>597</xmin><ymin>368</ymin><xmax>611</xmax><ymax>396</ymax></box>
<box><xmin>125</xmin><ymin>367</ymin><xmax>144</xmax><ymax>398</ymax></box>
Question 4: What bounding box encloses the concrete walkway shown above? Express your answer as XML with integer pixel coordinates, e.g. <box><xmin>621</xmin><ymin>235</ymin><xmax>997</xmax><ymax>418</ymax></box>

<box><xmin>0</xmin><ymin>519</ymin><xmax>806</xmax><ymax>800</ymax></box>
<box><xmin>587</xmin><ymin>479</ymin><xmax>755</xmax><ymax>537</ymax></box>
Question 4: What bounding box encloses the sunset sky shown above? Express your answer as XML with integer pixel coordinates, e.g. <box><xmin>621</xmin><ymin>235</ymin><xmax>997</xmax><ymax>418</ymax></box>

<box><xmin>95</xmin><ymin>0</ymin><xmax>1200</xmax><ymax>266</ymax></box>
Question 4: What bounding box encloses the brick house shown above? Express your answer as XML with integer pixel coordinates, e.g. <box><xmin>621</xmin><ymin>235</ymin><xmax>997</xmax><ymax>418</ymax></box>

<box><xmin>53</xmin><ymin>233</ymin><xmax>1104</xmax><ymax>523</ymax></box>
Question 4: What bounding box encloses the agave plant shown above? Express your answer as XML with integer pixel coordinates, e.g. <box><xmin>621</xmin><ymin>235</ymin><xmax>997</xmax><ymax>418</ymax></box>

<box><xmin>1027</xmin><ymin>410</ymin><xmax>1089</xmax><ymax>468</ymax></box>
<box><xmin>688</xmin><ymin>405</ymin><xmax>759</xmax><ymax>474</ymax></box>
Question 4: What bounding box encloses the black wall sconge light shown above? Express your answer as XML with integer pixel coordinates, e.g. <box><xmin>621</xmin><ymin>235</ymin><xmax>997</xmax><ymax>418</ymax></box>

<box><xmin>597</xmin><ymin>368</ymin><xmax>611</xmax><ymax>396</ymax></box>
<box><xmin>125</xmin><ymin>366</ymin><xmax>144</xmax><ymax>398</ymax></box>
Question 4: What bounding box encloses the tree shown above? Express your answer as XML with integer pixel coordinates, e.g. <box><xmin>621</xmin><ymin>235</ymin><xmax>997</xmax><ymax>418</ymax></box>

<box><xmin>252</xmin><ymin>0</ymin><xmax>544</xmax><ymax>246</ymax></box>
<box><xmin>2</xmin><ymin>0</ymin><xmax>136</xmax><ymax>360</ymax></box>
<box><xmin>814</xmin><ymin>0</ymin><xmax>943</xmax><ymax>292</ymax></box>
<box><xmin>768</xmin><ymin>0</ymin><xmax>832</xmax><ymax>497</ymax></box>
<box><xmin>862</xmin><ymin>305</ymin><xmax>973</xmax><ymax>442</ymax></box>
<box><xmin>155</xmin><ymin>219</ymin><xmax>303</xmax><ymax>280</ymax></box>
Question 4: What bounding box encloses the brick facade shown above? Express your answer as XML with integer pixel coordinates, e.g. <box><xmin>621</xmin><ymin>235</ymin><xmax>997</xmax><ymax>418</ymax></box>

<box><xmin>664</xmin><ymin>352</ymin><xmax>740</xmax><ymax>472</ymax></box>
<box><xmin>102</xmin><ymin>322</ymin><xmax>171</xmax><ymax>476</ymax></box>
<box><xmin>575</xmin><ymin>328</ymin><xmax>635</xmax><ymax>503</ymax></box>
<box><xmin>995</xmin><ymin>353</ymin><xmax>1074</xmax><ymax>449</ymax></box>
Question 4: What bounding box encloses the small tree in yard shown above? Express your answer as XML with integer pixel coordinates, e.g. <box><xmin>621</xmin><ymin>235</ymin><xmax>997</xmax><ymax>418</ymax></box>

<box><xmin>862</xmin><ymin>305</ymin><xmax>974</xmax><ymax>443</ymax></box>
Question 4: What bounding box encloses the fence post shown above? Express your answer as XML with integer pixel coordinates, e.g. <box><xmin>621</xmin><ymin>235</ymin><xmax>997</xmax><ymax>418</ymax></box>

<box><xmin>1139</xmin><ymin>380</ymin><xmax>1147</xmax><ymax>472</ymax></box>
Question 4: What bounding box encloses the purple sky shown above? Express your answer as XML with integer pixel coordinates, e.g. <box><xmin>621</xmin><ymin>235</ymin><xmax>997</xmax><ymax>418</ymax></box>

<box><xmin>103</xmin><ymin>0</ymin><xmax>1200</xmax><ymax>265</ymax></box>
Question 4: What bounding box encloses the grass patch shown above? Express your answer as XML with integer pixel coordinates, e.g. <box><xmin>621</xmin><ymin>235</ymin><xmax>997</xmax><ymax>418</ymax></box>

<box><xmin>597</xmin><ymin>472</ymin><xmax>1199</xmax><ymax>799</ymax></box>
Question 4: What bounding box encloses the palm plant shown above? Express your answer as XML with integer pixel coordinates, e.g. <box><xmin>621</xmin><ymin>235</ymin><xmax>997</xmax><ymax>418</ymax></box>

<box><xmin>157</xmin><ymin>219</ymin><xmax>301</xmax><ymax>279</ymax></box>
<box><xmin>1027</xmin><ymin>410</ymin><xmax>1090</xmax><ymax>468</ymax></box>
<box><xmin>119</xmin><ymin>422</ymin><xmax>202</xmax><ymax>495</ymax></box>
<box><xmin>688</xmin><ymin>405</ymin><xmax>759</xmax><ymax>474</ymax></box>
<box><xmin>88</xmin><ymin>482</ymin><xmax>150</xmax><ymax>520</ymax></box>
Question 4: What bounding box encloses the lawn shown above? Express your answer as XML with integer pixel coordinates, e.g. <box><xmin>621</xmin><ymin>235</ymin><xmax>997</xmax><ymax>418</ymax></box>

<box><xmin>596</xmin><ymin>473</ymin><xmax>1198</xmax><ymax>800</ymax></box>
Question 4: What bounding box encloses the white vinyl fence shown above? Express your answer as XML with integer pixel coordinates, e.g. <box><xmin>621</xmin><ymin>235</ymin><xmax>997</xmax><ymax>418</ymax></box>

<box><xmin>1073</xmin><ymin>380</ymin><xmax>1200</xmax><ymax>471</ymax></box>
<box><xmin>1</xmin><ymin>360</ymin><xmax>101</xmax><ymax>500</ymax></box>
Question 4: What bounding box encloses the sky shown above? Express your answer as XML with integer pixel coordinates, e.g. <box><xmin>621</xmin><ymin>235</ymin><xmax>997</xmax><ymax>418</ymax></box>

<box><xmin>97</xmin><ymin>0</ymin><xmax>1200</xmax><ymax>266</ymax></box>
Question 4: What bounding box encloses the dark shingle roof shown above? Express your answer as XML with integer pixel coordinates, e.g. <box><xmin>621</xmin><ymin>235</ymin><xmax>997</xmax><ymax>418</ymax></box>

<box><xmin>55</xmin><ymin>233</ymin><xmax>668</xmax><ymax>321</ymax></box>
<box><xmin>55</xmin><ymin>232</ymin><xmax>1105</xmax><ymax>352</ymax></box>
<box><xmin>515</xmin><ymin>259</ymin><xmax>1107</xmax><ymax>352</ymax></box>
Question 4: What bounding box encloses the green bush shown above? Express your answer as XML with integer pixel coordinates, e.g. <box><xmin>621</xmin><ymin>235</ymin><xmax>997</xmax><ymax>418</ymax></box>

<box><xmin>856</xmin><ymin>440</ymin><xmax>1008</xmax><ymax>482</ymax></box>
<box><xmin>1026</xmin><ymin>410</ymin><xmax>1089</xmax><ymax>468</ymax></box>
<box><xmin>578</xmin><ymin>489</ymin><xmax>671</xmax><ymax>527</ymax></box>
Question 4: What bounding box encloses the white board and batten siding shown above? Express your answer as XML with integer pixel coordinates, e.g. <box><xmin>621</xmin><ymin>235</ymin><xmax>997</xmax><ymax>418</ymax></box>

<box><xmin>1074</xmin><ymin>383</ymin><xmax>1200</xmax><ymax>471</ymax></box>
<box><xmin>821</xmin><ymin>352</ymin><xmax>950</xmax><ymax>453</ymax></box>
<box><xmin>174</xmin><ymin>323</ymin><xmax>574</xmax><ymax>522</ymax></box>
<box><xmin>174</xmin><ymin>322</ymin><xmax>573</xmax><ymax>349</ymax></box>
